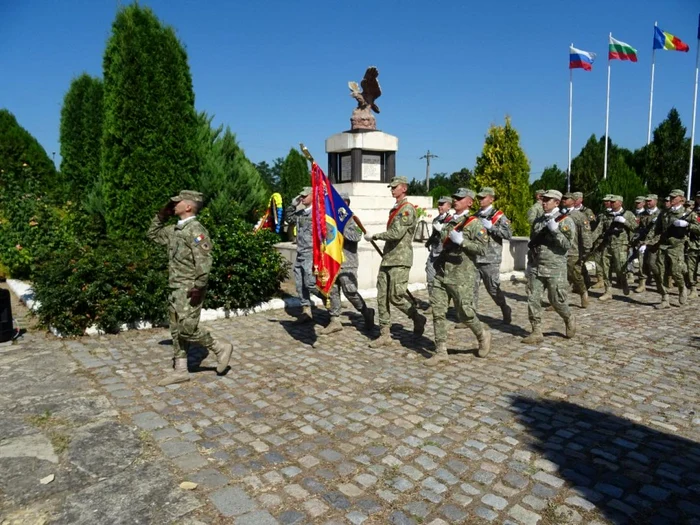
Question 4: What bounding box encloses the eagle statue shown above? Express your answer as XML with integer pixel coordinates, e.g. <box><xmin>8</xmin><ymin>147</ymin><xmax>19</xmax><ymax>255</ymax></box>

<box><xmin>348</xmin><ymin>66</ymin><xmax>381</xmax><ymax>130</ymax></box>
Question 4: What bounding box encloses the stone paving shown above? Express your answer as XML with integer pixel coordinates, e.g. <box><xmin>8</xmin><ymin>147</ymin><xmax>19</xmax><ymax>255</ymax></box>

<box><xmin>1</xmin><ymin>280</ymin><xmax>700</xmax><ymax>524</ymax></box>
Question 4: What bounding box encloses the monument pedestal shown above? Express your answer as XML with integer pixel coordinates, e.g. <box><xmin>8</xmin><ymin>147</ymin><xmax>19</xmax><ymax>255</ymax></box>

<box><xmin>326</xmin><ymin>130</ymin><xmax>397</xmax><ymax>184</ymax></box>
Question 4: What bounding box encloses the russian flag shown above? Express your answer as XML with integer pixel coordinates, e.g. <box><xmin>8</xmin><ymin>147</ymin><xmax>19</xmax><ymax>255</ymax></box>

<box><xmin>569</xmin><ymin>46</ymin><xmax>596</xmax><ymax>71</ymax></box>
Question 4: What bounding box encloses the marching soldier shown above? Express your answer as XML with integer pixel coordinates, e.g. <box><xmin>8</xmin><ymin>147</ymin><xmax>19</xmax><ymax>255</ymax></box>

<box><xmin>651</xmin><ymin>189</ymin><xmax>700</xmax><ymax>308</ymax></box>
<box><xmin>522</xmin><ymin>190</ymin><xmax>576</xmax><ymax>344</ymax></box>
<box><xmin>473</xmin><ymin>187</ymin><xmax>513</xmax><ymax>323</ymax></box>
<box><xmin>590</xmin><ymin>195</ymin><xmax>613</xmax><ymax>289</ymax></box>
<box><xmin>572</xmin><ymin>191</ymin><xmax>596</xmax><ymax>287</ymax></box>
<box><xmin>633</xmin><ymin>194</ymin><xmax>661</xmax><ymax>293</ymax></box>
<box><xmin>685</xmin><ymin>191</ymin><xmax>700</xmax><ymax>299</ymax></box>
<box><xmin>316</xmin><ymin>193</ymin><xmax>375</xmax><ymax>337</ymax></box>
<box><xmin>527</xmin><ymin>189</ymin><xmax>545</xmax><ymax>225</ymax></box>
<box><xmin>364</xmin><ymin>176</ymin><xmax>426</xmax><ymax>348</ymax></box>
<box><xmin>425</xmin><ymin>196</ymin><xmax>453</xmax><ymax>296</ymax></box>
<box><xmin>426</xmin><ymin>188</ymin><xmax>491</xmax><ymax>366</ymax></box>
<box><xmin>148</xmin><ymin>190</ymin><xmax>233</xmax><ymax>386</ymax></box>
<box><xmin>597</xmin><ymin>195</ymin><xmax>636</xmax><ymax>301</ymax></box>
<box><xmin>561</xmin><ymin>193</ymin><xmax>592</xmax><ymax>307</ymax></box>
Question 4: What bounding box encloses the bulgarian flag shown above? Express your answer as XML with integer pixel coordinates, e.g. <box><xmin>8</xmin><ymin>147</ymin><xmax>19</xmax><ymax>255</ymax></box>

<box><xmin>609</xmin><ymin>36</ymin><xmax>638</xmax><ymax>62</ymax></box>
<box><xmin>653</xmin><ymin>26</ymin><xmax>689</xmax><ymax>52</ymax></box>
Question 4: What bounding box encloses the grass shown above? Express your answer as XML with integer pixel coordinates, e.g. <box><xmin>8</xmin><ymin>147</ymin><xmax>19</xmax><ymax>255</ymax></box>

<box><xmin>26</xmin><ymin>410</ymin><xmax>72</xmax><ymax>454</ymax></box>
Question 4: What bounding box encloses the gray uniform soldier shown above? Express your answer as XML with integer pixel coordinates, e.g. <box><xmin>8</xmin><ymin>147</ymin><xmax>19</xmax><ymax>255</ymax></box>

<box><xmin>285</xmin><ymin>186</ymin><xmax>325</xmax><ymax>324</ymax></box>
<box><xmin>597</xmin><ymin>195</ymin><xmax>637</xmax><ymax>301</ymax></box>
<box><xmin>561</xmin><ymin>192</ymin><xmax>592</xmax><ymax>308</ymax></box>
<box><xmin>527</xmin><ymin>189</ymin><xmax>545</xmax><ymax>226</ymax></box>
<box><xmin>148</xmin><ymin>190</ymin><xmax>233</xmax><ymax>386</ymax></box>
<box><xmin>523</xmin><ymin>190</ymin><xmax>576</xmax><ymax>344</ymax></box>
<box><xmin>425</xmin><ymin>196</ymin><xmax>453</xmax><ymax>295</ymax></box>
<box><xmin>365</xmin><ymin>176</ymin><xmax>427</xmax><ymax>348</ymax></box>
<box><xmin>317</xmin><ymin>193</ymin><xmax>375</xmax><ymax>337</ymax></box>
<box><xmin>633</xmin><ymin>194</ymin><xmax>661</xmax><ymax>293</ymax></box>
<box><xmin>426</xmin><ymin>188</ymin><xmax>492</xmax><ymax>366</ymax></box>
<box><xmin>473</xmin><ymin>187</ymin><xmax>513</xmax><ymax>323</ymax></box>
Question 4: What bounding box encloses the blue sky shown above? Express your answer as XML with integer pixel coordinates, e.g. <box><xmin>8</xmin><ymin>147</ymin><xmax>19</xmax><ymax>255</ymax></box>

<box><xmin>1</xmin><ymin>0</ymin><xmax>698</xmax><ymax>182</ymax></box>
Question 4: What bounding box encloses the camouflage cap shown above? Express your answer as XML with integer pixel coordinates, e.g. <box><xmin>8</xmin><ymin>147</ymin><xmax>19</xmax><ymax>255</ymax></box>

<box><xmin>572</xmin><ymin>191</ymin><xmax>583</xmax><ymax>200</ymax></box>
<box><xmin>562</xmin><ymin>192</ymin><xmax>575</xmax><ymax>200</ymax></box>
<box><xmin>170</xmin><ymin>190</ymin><xmax>204</xmax><ymax>203</ymax></box>
<box><xmin>535</xmin><ymin>189</ymin><xmax>546</xmax><ymax>195</ymax></box>
<box><xmin>645</xmin><ymin>194</ymin><xmax>658</xmax><ymax>201</ymax></box>
<box><xmin>437</xmin><ymin>196</ymin><xmax>453</xmax><ymax>205</ymax></box>
<box><xmin>299</xmin><ymin>186</ymin><xmax>312</xmax><ymax>196</ymax></box>
<box><xmin>388</xmin><ymin>176</ymin><xmax>409</xmax><ymax>188</ymax></box>
<box><xmin>610</xmin><ymin>195</ymin><xmax>624</xmax><ymax>202</ymax></box>
<box><xmin>452</xmin><ymin>187</ymin><xmax>475</xmax><ymax>199</ymax></box>
<box><xmin>668</xmin><ymin>189</ymin><xmax>685</xmax><ymax>198</ymax></box>
<box><xmin>602</xmin><ymin>194</ymin><xmax>613</xmax><ymax>201</ymax></box>
<box><xmin>543</xmin><ymin>189</ymin><xmax>563</xmax><ymax>200</ymax></box>
<box><xmin>635</xmin><ymin>196</ymin><xmax>646</xmax><ymax>203</ymax></box>
<box><xmin>477</xmin><ymin>187</ymin><xmax>495</xmax><ymax>198</ymax></box>
<box><xmin>664</xmin><ymin>195</ymin><xmax>671</xmax><ymax>201</ymax></box>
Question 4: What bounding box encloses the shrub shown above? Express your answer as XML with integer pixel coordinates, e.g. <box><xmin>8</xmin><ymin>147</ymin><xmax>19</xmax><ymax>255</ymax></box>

<box><xmin>199</xmin><ymin>210</ymin><xmax>288</xmax><ymax>310</ymax></box>
<box><xmin>33</xmin><ymin>240</ymin><xmax>169</xmax><ymax>336</ymax></box>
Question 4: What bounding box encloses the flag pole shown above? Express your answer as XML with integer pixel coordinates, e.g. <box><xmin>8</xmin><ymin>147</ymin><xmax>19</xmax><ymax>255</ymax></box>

<box><xmin>647</xmin><ymin>22</ymin><xmax>657</xmax><ymax>145</ymax></box>
<box><xmin>687</xmin><ymin>18</ymin><xmax>699</xmax><ymax>199</ymax></box>
<box><xmin>568</xmin><ymin>44</ymin><xmax>573</xmax><ymax>192</ymax></box>
<box><xmin>604</xmin><ymin>33</ymin><xmax>611</xmax><ymax>180</ymax></box>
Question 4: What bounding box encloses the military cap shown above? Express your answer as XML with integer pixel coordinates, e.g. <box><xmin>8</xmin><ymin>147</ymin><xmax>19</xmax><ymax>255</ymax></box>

<box><xmin>610</xmin><ymin>195</ymin><xmax>624</xmax><ymax>202</ymax></box>
<box><xmin>635</xmin><ymin>196</ymin><xmax>646</xmax><ymax>203</ymax></box>
<box><xmin>562</xmin><ymin>192</ymin><xmax>575</xmax><ymax>200</ymax></box>
<box><xmin>535</xmin><ymin>189</ymin><xmax>546</xmax><ymax>195</ymax></box>
<box><xmin>452</xmin><ymin>187</ymin><xmax>475</xmax><ymax>199</ymax></box>
<box><xmin>572</xmin><ymin>192</ymin><xmax>583</xmax><ymax>200</ymax></box>
<box><xmin>668</xmin><ymin>189</ymin><xmax>685</xmax><ymax>198</ymax></box>
<box><xmin>645</xmin><ymin>194</ymin><xmax>658</xmax><ymax>201</ymax></box>
<box><xmin>477</xmin><ymin>187</ymin><xmax>495</xmax><ymax>198</ymax></box>
<box><xmin>543</xmin><ymin>189</ymin><xmax>563</xmax><ymax>200</ymax></box>
<box><xmin>437</xmin><ymin>196</ymin><xmax>453</xmax><ymax>205</ymax></box>
<box><xmin>664</xmin><ymin>195</ymin><xmax>671</xmax><ymax>201</ymax></box>
<box><xmin>602</xmin><ymin>194</ymin><xmax>613</xmax><ymax>201</ymax></box>
<box><xmin>388</xmin><ymin>176</ymin><xmax>409</xmax><ymax>188</ymax></box>
<box><xmin>170</xmin><ymin>190</ymin><xmax>204</xmax><ymax>203</ymax></box>
<box><xmin>299</xmin><ymin>186</ymin><xmax>312</xmax><ymax>197</ymax></box>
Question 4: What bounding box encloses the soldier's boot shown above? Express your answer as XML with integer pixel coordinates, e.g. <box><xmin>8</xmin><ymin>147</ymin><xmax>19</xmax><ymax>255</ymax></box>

<box><xmin>689</xmin><ymin>287</ymin><xmax>698</xmax><ymax>300</ymax></box>
<box><xmin>362</xmin><ymin>307</ymin><xmax>375</xmax><ymax>330</ymax></box>
<box><xmin>317</xmin><ymin>317</ymin><xmax>343</xmax><ymax>336</ymax></box>
<box><xmin>412</xmin><ymin>310</ymin><xmax>427</xmax><ymax>336</ymax></box>
<box><xmin>591</xmin><ymin>279</ymin><xmax>605</xmax><ymax>290</ymax></box>
<box><xmin>598</xmin><ymin>288</ymin><xmax>613</xmax><ymax>301</ymax></box>
<box><xmin>679</xmin><ymin>285</ymin><xmax>689</xmax><ymax>306</ymax></box>
<box><xmin>501</xmin><ymin>304</ymin><xmax>512</xmax><ymax>324</ymax></box>
<box><xmin>476</xmin><ymin>327</ymin><xmax>492</xmax><ymax>358</ymax></box>
<box><xmin>209</xmin><ymin>339</ymin><xmax>233</xmax><ymax>374</ymax></box>
<box><xmin>521</xmin><ymin>326</ymin><xmax>544</xmax><ymax>344</ymax></box>
<box><xmin>656</xmin><ymin>295</ymin><xmax>670</xmax><ymax>309</ymax></box>
<box><xmin>157</xmin><ymin>358</ymin><xmax>190</xmax><ymax>387</ymax></box>
<box><xmin>621</xmin><ymin>277</ymin><xmax>630</xmax><ymax>296</ymax></box>
<box><xmin>369</xmin><ymin>326</ymin><xmax>392</xmax><ymax>348</ymax></box>
<box><xmin>634</xmin><ymin>281</ymin><xmax>646</xmax><ymax>293</ymax></box>
<box><xmin>565</xmin><ymin>315</ymin><xmax>576</xmax><ymax>339</ymax></box>
<box><xmin>293</xmin><ymin>306</ymin><xmax>313</xmax><ymax>324</ymax></box>
<box><xmin>424</xmin><ymin>342</ymin><xmax>449</xmax><ymax>367</ymax></box>
<box><xmin>580</xmin><ymin>292</ymin><xmax>589</xmax><ymax>309</ymax></box>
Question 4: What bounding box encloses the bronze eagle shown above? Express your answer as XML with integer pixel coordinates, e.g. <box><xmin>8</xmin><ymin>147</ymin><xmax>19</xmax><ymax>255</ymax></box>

<box><xmin>348</xmin><ymin>66</ymin><xmax>381</xmax><ymax>114</ymax></box>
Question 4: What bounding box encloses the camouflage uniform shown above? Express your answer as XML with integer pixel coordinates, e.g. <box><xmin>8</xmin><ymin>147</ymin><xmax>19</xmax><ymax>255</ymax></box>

<box><xmin>425</xmin><ymin>211</ymin><xmax>450</xmax><ymax>296</ymax></box>
<box><xmin>328</xmin><ymin>220</ymin><xmax>371</xmax><ymax>319</ymax></box>
<box><xmin>575</xmin><ymin>200</ymin><xmax>597</xmax><ymax>288</ymax></box>
<box><xmin>633</xmin><ymin>203</ymin><xmax>660</xmax><ymax>291</ymax></box>
<box><xmin>590</xmin><ymin>208</ymin><xmax>610</xmax><ymax>287</ymax></box>
<box><xmin>285</xmin><ymin>197</ymin><xmax>320</xmax><ymax>309</ymax></box>
<box><xmin>527</xmin><ymin>201</ymin><xmax>544</xmax><ymax>226</ymax></box>
<box><xmin>526</xmin><ymin>205</ymin><xmax>576</xmax><ymax>338</ymax></box>
<box><xmin>685</xmin><ymin>200</ymin><xmax>700</xmax><ymax>295</ymax></box>
<box><xmin>593</xmin><ymin>202</ymin><xmax>636</xmax><ymax>298</ymax></box>
<box><xmin>562</xmin><ymin>207</ymin><xmax>592</xmax><ymax>296</ymax></box>
<box><xmin>473</xmin><ymin>205</ymin><xmax>512</xmax><ymax>322</ymax></box>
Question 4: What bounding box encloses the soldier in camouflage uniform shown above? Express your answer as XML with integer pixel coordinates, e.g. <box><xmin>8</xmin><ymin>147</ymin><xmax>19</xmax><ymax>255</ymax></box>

<box><xmin>425</xmin><ymin>188</ymin><xmax>491</xmax><ymax>366</ymax></box>
<box><xmin>633</xmin><ymin>194</ymin><xmax>661</xmax><ymax>293</ymax></box>
<box><xmin>425</xmin><ymin>196</ymin><xmax>453</xmax><ymax>296</ymax></box>
<box><xmin>590</xmin><ymin>195</ymin><xmax>613</xmax><ymax>289</ymax></box>
<box><xmin>527</xmin><ymin>189</ymin><xmax>545</xmax><ymax>226</ymax></box>
<box><xmin>650</xmin><ymin>189</ymin><xmax>700</xmax><ymax>308</ymax></box>
<box><xmin>365</xmin><ymin>176</ymin><xmax>426</xmax><ymax>348</ymax></box>
<box><xmin>572</xmin><ymin>191</ymin><xmax>597</xmax><ymax>288</ymax></box>
<box><xmin>148</xmin><ymin>190</ymin><xmax>233</xmax><ymax>386</ymax></box>
<box><xmin>684</xmin><ymin>191</ymin><xmax>700</xmax><ymax>299</ymax></box>
<box><xmin>473</xmin><ymin>187</ymin><xmax>513</xmax><ymax>323</ymax></box>
<box><xmin>561</xmin><ymin>193</ymin><xmax>592</xmax><ymax>308</ymax></box>
<box><xmin>316</xmin><ymin>193</ymin><xmax>375</xmax><ymax>337</ymax></box>
<box><xmin>595</xmin><ymin>195</ymin><xmax>637</xmax><ymax>301</ymax></box>
<box><xmin>522</xmin><ymin>190</ymin><xmax>576</xmax><ymax>344</ymax></box>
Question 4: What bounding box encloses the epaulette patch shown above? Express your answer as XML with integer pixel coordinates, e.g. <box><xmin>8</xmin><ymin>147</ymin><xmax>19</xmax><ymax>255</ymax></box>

<box><xmin>194</xmin><ymin>234</ymin><xmax>205</xmax><ymax>244</ymax></box>
<box><xmin>561</xmin><ymin>224</ymin><xmax>570</xmax><ymax>232</ymax></box>
<box><xmin>477</xmin><ymin>228</ymin><xmax>486</xmax><ymax>237</ymax></box>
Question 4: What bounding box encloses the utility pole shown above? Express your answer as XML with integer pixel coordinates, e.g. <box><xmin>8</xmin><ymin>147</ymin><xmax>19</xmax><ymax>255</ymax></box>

<box><xmin>419</xmin><ymin>150</ymin><xmax>438</xmax><ymax>191</ymax></box>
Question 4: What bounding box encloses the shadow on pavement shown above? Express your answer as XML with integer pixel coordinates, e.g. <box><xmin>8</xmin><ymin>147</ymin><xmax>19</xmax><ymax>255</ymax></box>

<box><xmin>509</xmin><ymin>394</ymin><xmax>700</xmax><ymax>525</ymax></box>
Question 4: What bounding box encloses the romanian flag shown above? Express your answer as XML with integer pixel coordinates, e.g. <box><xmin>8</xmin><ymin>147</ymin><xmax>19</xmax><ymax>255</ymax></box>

<box><xmin>254</xmin><ymin>192</ymin><xmax>283</xmax><ymax>233</ymax></box>
<box><xmin>653</xmin><ymin>26</ymin><xmax>689</xmax><ymax>52</ymax></box>
<box><xmin>609</xmin><ymin>36</ymin><xmax>638</xmax><ymax>62</ymax></box>
<box><xmin>569</xmin><ymin>46</ymin><xmax>596</xmax><ymax>71</ymax></box>
<box><xmin>310</xmin><ymin>162</ymin><xmax>353</xmax><ymax>296</ymax></box>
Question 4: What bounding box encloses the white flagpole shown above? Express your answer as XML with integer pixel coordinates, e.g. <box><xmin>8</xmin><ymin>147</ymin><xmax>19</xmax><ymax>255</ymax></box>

<box><xmin>604</xmin><ymin>33</ymin><xmax>611</xmax><ymax>180</ymax></box>
<box><xmin>687</xmin><ymin>28</ymin><xmax>699</xmax><ymax>199</ymax></box>
<box><xmin>647</xmin><ymin>22</ymin><xmax>657</xmax><ymax>145</ymax></box>
<box><xmin>568</xmin><ymin>44</ymin><xmax>573</xmax><ymax>192</ymax></box>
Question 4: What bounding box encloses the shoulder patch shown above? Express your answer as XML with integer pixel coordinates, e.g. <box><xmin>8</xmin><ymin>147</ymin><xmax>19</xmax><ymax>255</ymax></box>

<box><xmin>561</xmin><ymin>224</ymin><xmax>570</xmax><ymax>232</ymax></box>
<box><xmin>477</xmin><ymin>228</ymin><xmax>487</xmax><ymax>237</ymax></box>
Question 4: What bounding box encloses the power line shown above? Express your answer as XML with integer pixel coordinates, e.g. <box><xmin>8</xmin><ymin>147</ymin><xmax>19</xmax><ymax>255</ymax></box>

<box><xmin>419</xmin><ymin>150</ymin><xmax>438</xmax><ymax>191</ymax></box>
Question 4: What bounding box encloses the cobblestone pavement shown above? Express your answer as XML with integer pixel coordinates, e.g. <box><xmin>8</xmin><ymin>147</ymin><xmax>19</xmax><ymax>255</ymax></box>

<box><xmin>2</xmin><ymin>281</ymin><xmax>700</xmax><ymax>524</ymax></box>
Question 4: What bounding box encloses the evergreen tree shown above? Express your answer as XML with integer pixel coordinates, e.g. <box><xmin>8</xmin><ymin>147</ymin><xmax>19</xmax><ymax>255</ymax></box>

<box><xmin>279</xmin><ymin>148</ymin><xmax>309</xmax><ymax>206</ymax></box>
<box><xmin>570</xmin><ymin>135</ymin><xmax>605</xmax><ymax>197</ymax></box>
<box><xmin>449</xmin><ymin>168</ymin><xmax>472</xmax><ymax>189</ymax></box>
<box><xmin>646</xmin><ymin>108</ymin><xmax>689</xmax><ymax>196</ymax></box>
<box><xmin>598</xmin><ymin>156</ymin><xmax>648</xmax><ymax>211</ymax></box>
<box><xmin>530</xmin><ymin>164</ymin><xmax>567</xmax><ymax>193</ymax></box>
<box><xmin>256</xmin><ymin>158</ymin><xmax>284</xmax><ymax>193</ymax></box>
<box><xmin>0</xmin><ymin>109</ymin><xmax>58</xmax><ymax>197</ymax></box>
<box><xmin>472</xmin><ymin>117</ymin><xmax>531</xmax><ymax>235</ymax></box>
<box><xmin>101</xmin><ymin>3</ymin><xmax>199</xmax><ymax>238</ymax></box>
<box><xmin>60</xmin><ymin>74</ymin><xmax>104</xmax><ymax>200</ymax></box>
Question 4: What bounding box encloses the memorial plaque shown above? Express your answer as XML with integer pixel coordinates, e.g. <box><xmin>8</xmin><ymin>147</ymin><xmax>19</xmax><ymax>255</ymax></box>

<box><xmin>340</xmin><ymin>155</ymin><xmax>352</xmax><ymax>182</ymax></box>
<box><xmin>362</xmin><ymin>154</ymin><xmax>381</xmax><ymax>181</ymax></box>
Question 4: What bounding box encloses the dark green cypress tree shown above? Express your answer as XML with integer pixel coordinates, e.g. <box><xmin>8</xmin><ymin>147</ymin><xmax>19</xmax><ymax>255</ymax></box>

<box><xmin>60</xmin><ymin>74</ymin><xmax>104</xmax><ymax>200</ymax></box>
<box><xmin>279</xmin><ymin>148</ymin><xmax>309</xmax><ymax>206</ymax></box>
<box><xmin>101</xmin><ymin>4</ymin><xmax>198</xmax><ymax>238</ymax></box>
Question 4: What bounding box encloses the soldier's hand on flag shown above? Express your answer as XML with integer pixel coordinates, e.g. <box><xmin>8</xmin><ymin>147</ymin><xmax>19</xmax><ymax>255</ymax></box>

<box><xmin>364</xmin><ymin>233</ymin><xmax>374</xmax><ymax>242</ymax></box>
<box><xmin>186</xmin><ymin>288</ymin><xmax>203</xmax><ymax>306</ymax></box>
<box><xmin>673</xmin><ymin>219</ymin><xmax>689</xmax><ymax>227</ymax></box>
<box><xmin>448</xmin><ymin>229</ymin><xmax>463</xmax><ymax>245</ymax></box>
